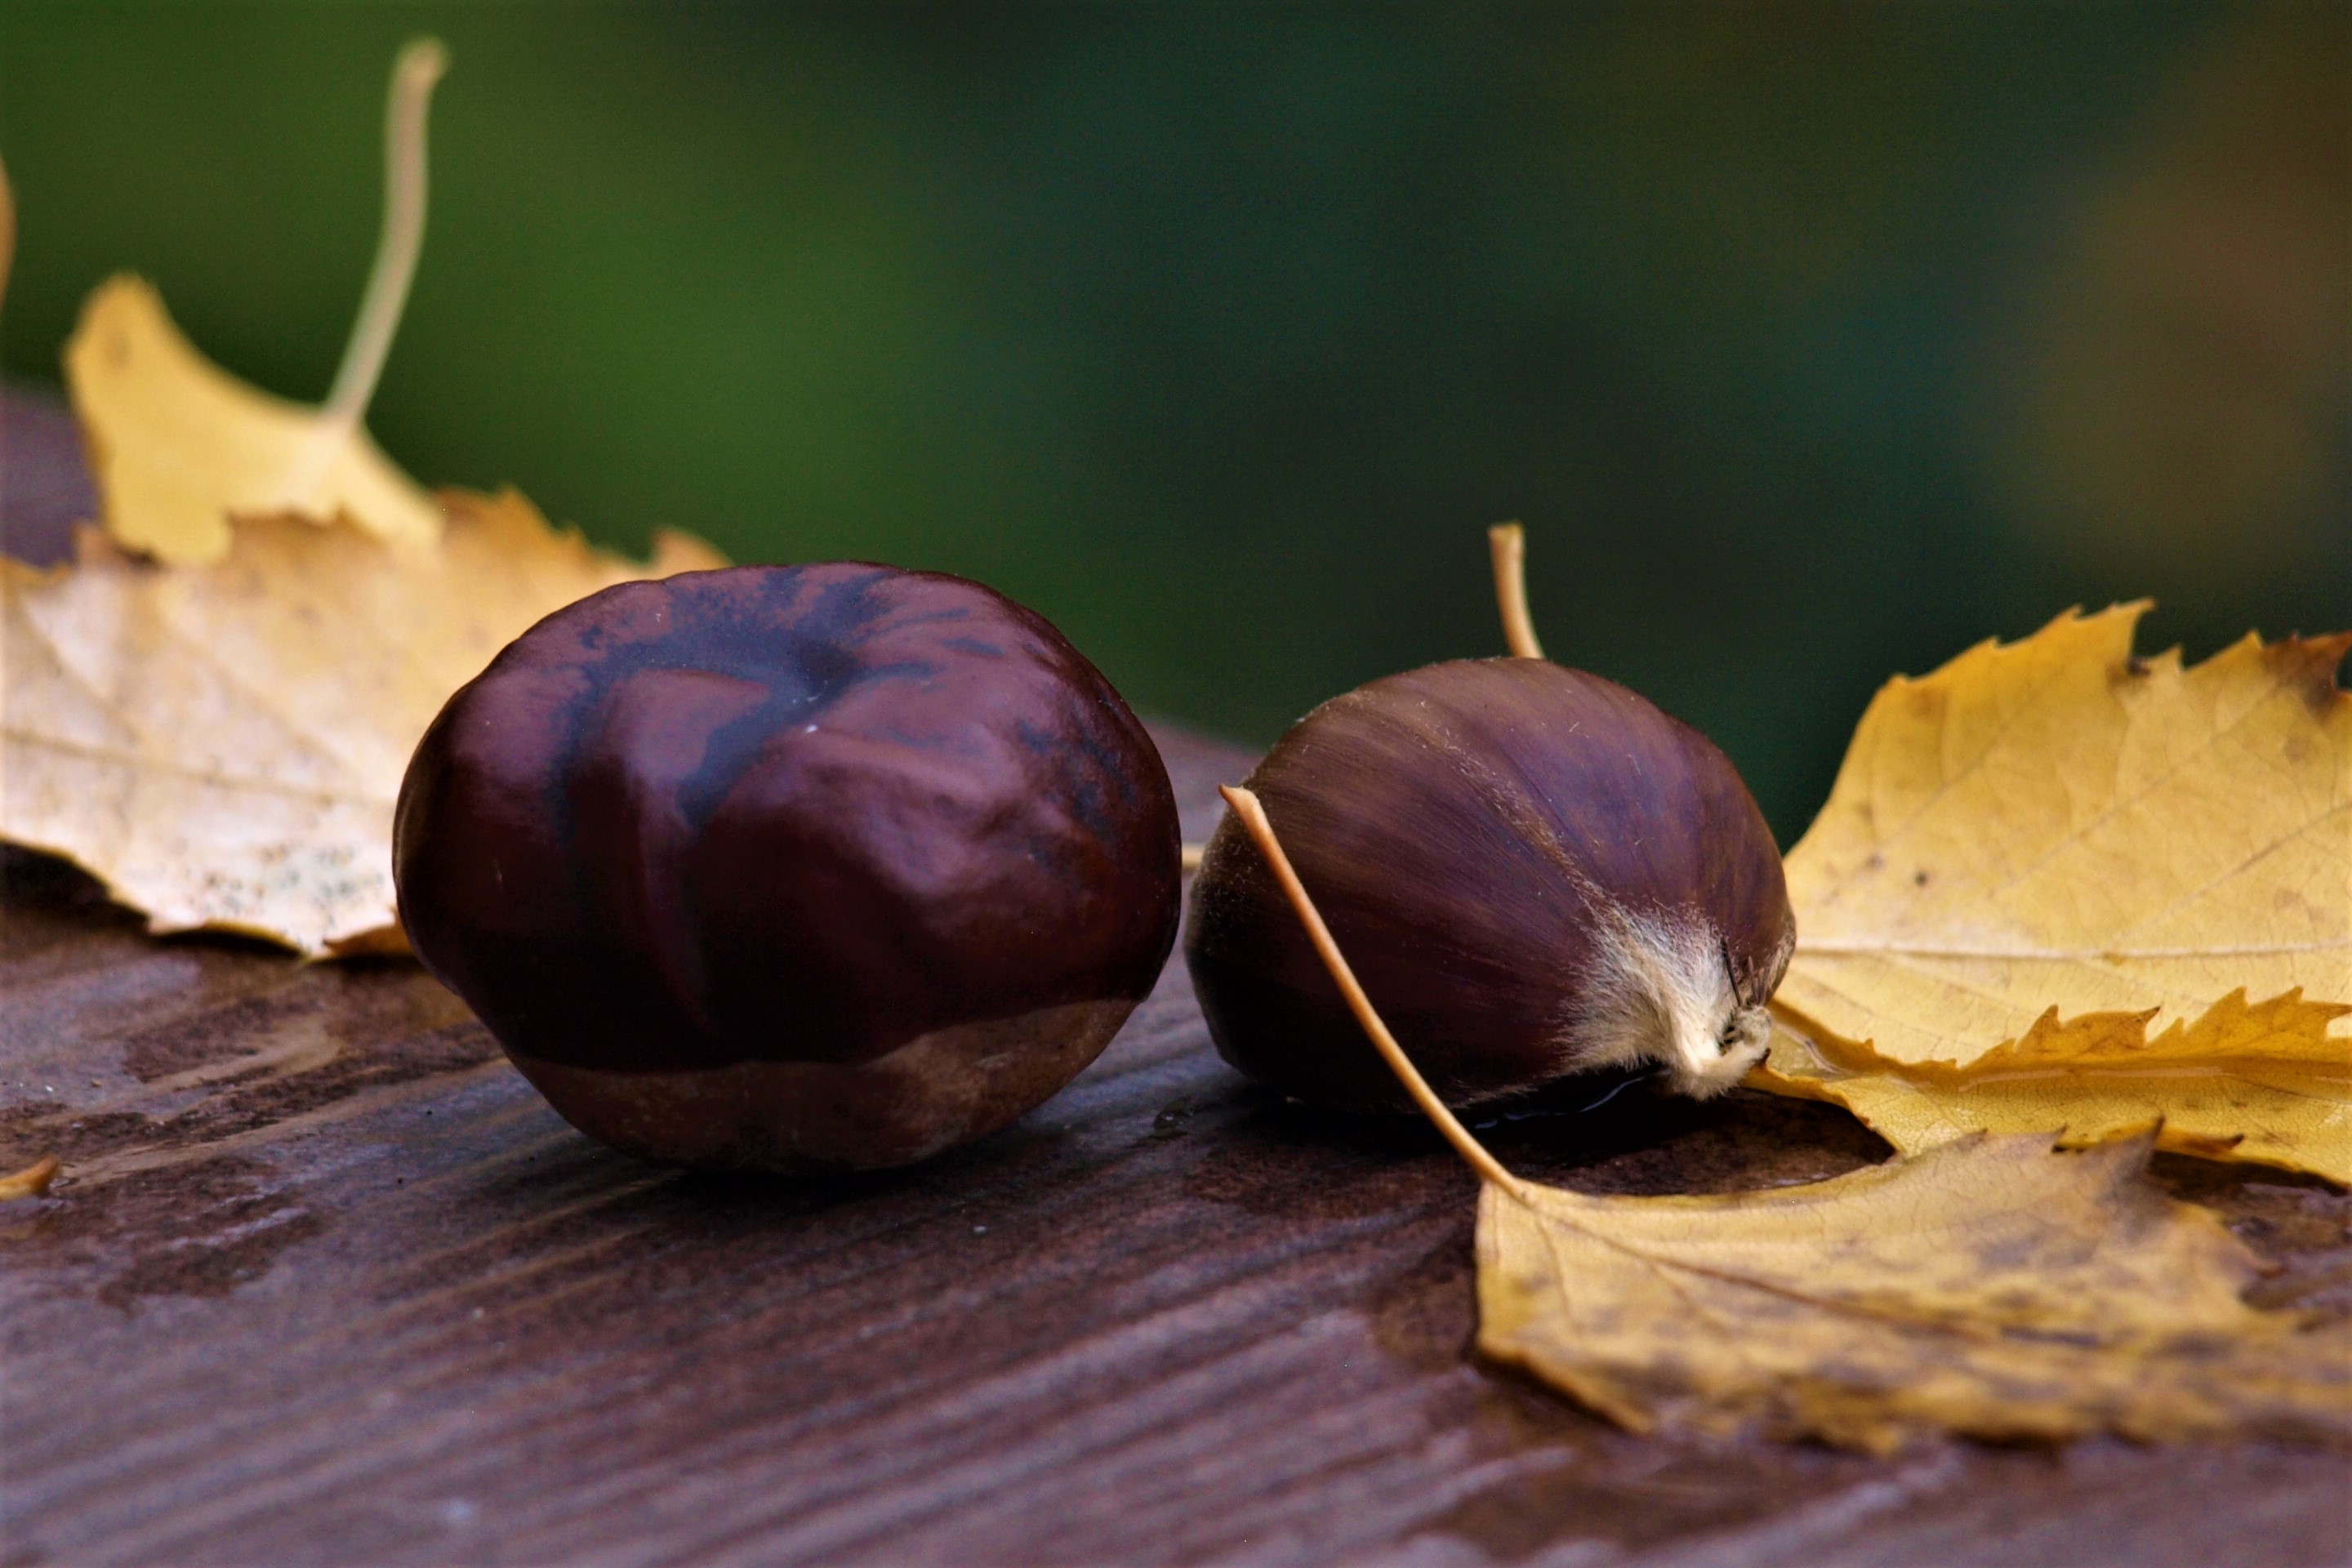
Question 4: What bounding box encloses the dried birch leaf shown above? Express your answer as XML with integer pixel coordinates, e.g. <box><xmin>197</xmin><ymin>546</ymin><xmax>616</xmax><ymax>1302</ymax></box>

<box><xmin>1</xmin><ymin>490</ymin><xmax>722</xmax><ymax>955</ymax></box>
<box><xmin>1221</xmin><ymin>782</ymin><xmax>2352</xmax><ymax>1451</ymax></box>
<box><xmin>1751</xmin><ymin>604</ymin><xmax>2351</xmax><ymax>1183</ymax></box>
<box><xmin>64</xmin><ymin>275</ymin><xmax>443</xmax><ymax>565</ymax></box>
<box><xmin>1476</xmin><ymin>1131</ymin><xmax>2351</xmax><ymax>1452</ymax></box>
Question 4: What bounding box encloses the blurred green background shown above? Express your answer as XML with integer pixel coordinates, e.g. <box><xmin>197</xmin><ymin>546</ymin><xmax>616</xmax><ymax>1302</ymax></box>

<box><xmin>3</xmin><ymin>3</ymin><xmax>2345</xmax><ymax>842</ymax></box>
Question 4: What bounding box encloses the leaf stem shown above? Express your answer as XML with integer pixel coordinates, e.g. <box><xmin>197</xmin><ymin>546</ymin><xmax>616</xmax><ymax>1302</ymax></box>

<box><xmin>280</xmin><ymin>37</ymin><xmax>448</xmax><ymax>510</ymax></box>
<box><xmin>1218</xmin><ymin>784</ymin><xmax>1534</xmax><ymax>1202</ymax></box>
<box><xmin>0</xmin><ymin>155</ymin><xmax>16</xmax><ymax>315</ymax></box>
<box><xmin>1487</xmin><ymin>521</ymin><xmax>1544</xmax><ymax>661</ymax></box>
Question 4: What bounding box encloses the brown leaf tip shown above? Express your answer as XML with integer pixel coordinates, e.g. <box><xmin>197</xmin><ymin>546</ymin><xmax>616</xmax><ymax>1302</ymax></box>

<box><xmin>2270</xmin><ymin>630</ymin><xmax>2352</xmax><ymax>718</ymax></box>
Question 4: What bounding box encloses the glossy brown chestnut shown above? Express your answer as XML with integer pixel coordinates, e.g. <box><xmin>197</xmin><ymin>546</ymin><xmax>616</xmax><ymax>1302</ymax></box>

<box><xmin>394</xmin><ymin>563</ymin><xmax>1181</xmax><ymax>1171</ymax></box>
<box><xmin>1187</xmin><ymin>658</ymin><xmax>1793</xmax><ymax>1114</ymax></box>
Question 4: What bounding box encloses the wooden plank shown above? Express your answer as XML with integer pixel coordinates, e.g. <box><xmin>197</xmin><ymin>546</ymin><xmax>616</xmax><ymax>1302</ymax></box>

<box><xmin>3</xmin><ymin>388</ymin><xmax>2346</xmax><ymax>1566</ymax></box>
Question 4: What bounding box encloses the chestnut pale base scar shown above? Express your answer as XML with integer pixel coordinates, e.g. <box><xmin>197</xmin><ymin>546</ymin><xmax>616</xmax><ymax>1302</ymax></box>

<box><xmin>509</xmin><ymin>999</ymin><xmax>1137</xmax><ymax>1173</ymax></box>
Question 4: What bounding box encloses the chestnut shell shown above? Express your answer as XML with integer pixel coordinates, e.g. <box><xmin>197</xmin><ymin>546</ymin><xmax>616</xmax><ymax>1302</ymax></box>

<box><xmin>1187</xmin><ymin>659</ymin><xmax>1793</xmax><ymax>1114</ymax></box>
<box><xmin>395</xmin><ymin>563</ymin><xmax>1181</xmax><ymax>1169</ymax></box>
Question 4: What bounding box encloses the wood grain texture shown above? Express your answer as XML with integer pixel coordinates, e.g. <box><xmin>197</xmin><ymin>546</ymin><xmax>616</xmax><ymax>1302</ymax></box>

<box><xmin>3</xmin><ymin>389</ymin><xmax>2348</xmax><ymax>1566</ymax></box>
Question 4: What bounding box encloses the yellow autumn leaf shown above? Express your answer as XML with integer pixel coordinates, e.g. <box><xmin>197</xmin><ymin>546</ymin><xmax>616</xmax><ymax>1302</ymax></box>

<box><xmin>1220</xmin><ymin>782</ymin><xmax>2352</xmax><ymax>1451</ymax></box>
<box><xmin>1751</xmin><ymin>604</ymin><xmax>2352</xmax><ymax>1183</ymax></box>
<box><xmin>63</xmin><ymin>275</ymin><xmax>443</xmax><ymax>566</ymax></box>
<box><xmin>3</xmin><ymin>44</ymin><xmax>719</xmax><ymax>956</ymax></box>
<box><xmin>1</xmin><ymin>491</ymin><xmax>722</xmax><ymax>955</ymax></box>
<box><xmin>1760</xmin><ymin>991</ymin><xmax>2350</xmax><ymax>1178</ymax></box>
<box><xmin>64</xmin><ymin>39</ymin><xmax>449</xmax><ymax>568</ymax></box>
<box><xmin>1477</xmin><ymin>1130</ymin><xmax>2350</xmax><ymax>1452</ymax></box>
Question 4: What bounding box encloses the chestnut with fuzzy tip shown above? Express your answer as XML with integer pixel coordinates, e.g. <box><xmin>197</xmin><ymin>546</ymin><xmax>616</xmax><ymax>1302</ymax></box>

<box><xmin>1186</xmin><ymin>658</ymin><xmax>1793</xmax><ymax>1114</ymax></box>
<box><xmin>394</xmin><ymin>563</ymin><xmax>1181</xmax><ymax>1172</ymax></box>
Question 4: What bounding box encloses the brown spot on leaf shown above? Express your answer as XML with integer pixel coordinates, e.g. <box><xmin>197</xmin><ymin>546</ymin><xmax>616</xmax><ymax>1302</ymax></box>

<box><xmin>2275</xmin><ymin>632</ymin><xmax>2351</xmax><ymax>719</ymax></box>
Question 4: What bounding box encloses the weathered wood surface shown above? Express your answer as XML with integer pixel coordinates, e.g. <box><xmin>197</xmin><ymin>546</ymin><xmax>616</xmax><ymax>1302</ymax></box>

<box><xmin>3</xmin><ymin>386</ymin><xmax>2349</xmax><ymax>1567</ymax></box>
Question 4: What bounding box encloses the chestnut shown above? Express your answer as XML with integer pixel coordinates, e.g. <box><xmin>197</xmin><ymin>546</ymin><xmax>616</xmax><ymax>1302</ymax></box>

<box><xmin>1186</xmin><ymin>657</ymin><xmax>1793</xmax><ymax>1114</ymax></box>
<box><xmin>394</xmin><ymin>563</ymin><xmax>1181</xmax><ymax>1171</ymax></box>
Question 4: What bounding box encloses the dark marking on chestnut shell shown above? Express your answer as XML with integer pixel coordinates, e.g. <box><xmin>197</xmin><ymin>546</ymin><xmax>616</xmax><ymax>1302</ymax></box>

<box><xmin>395</xmin><ymin>565</ymin><xmax>1182</xmax><ymax>1120</ymax></box>
<box><xmin>1187</xmin><ymin>659</ymin><xmax>1793</xmax><ymax>1114</ymax></box>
